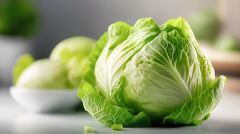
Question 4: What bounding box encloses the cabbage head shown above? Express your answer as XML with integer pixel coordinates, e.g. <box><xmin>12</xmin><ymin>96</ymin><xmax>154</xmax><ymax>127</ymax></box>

<box><xmin>78</xmin><ymin>17</ymin><xmax>226</xmax><ymax>127</ymax></box>
<box><xmin>15</xmin><ymin>58</ymin><xmax>72</xmax><ymax>89</ymax></box>
<box><xmin>50</xmin><ymin>36</ymin><xmax>95</xmax><ymax>87</ymax></box>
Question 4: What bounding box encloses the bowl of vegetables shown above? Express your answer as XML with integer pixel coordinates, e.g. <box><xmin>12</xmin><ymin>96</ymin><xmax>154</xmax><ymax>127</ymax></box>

<box><xmin>10</xmin><ymin>36</ymin><xmax>95</xmax><ymax>113</ymax></box>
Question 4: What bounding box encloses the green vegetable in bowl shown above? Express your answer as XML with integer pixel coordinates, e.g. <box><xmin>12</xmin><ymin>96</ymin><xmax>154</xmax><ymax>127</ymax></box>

<box><xmin>15</xmin><ymin>58</ymin><xmax>72</xmax><ymax>89</ymax></box>
<box><xmin>50</xmin><ymin>36</ymin><xmax>95</xmax><ymax>87</ymax></box>
<box><xmin>13</xmin><ymin>36</ymin><xmax>95</xmax><ymax>90</ymax></box>
<box><xmin>78</xmin><ymin>17</ymin><xmax>226</xmax><ymax>127</ymax></box>
<box><xmin>67</xmin><ymin>57</ymin><xmax>90</xmax><ymax>88</ymax></box>
<box><xmin>50</xmin><ymin>36</ymin><xmax>95</xmax><ymax>64</ymax></box>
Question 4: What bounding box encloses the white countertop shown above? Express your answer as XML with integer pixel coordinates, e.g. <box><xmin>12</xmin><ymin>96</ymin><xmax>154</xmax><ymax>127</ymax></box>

<box><xmin>1</xmin><ymin>87</ymin><xmax>240</xmax><ymax>134</ymax></box>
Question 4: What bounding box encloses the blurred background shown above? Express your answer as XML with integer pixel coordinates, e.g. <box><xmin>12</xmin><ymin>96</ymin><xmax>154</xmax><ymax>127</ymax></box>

<box><xmin>0</xmin><ymin>0</ymin><xmax>239</xmax><ymax>90</ymax></box>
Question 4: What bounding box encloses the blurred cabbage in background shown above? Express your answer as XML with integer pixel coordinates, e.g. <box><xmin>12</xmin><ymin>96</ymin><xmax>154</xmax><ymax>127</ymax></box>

<box><xmin>189</xmin><ymin>9</ymin><xmax>221</xmax><ymax>42</ymax></box>
<box><xmin>188</xmin><ymin>9</ymin><xmax>240</xmax><ymax>52</ymax></box>
<box><xmin>215</xmin><ymin>35</ymin><xmax>240</xmax><ymax>52</ymax></box>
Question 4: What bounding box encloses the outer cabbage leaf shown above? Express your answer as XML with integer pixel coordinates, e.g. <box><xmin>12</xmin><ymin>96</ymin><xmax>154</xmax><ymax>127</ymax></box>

<box><xmin>78</xmin><ymin>81</ymin><xmax>151</xmax><ymax>127</ymax></box>
<box><xmin>163</xmin><ymin>76</ymin><xmax>226</xmax><ymax>125</ymax></box>
<box><xmin>13</xmin><ymin>54</ymin><xmax>34</xmax><ymax>85</ymax></box>
<box><xmin>85</xmin><ymin>32</ymin><xmax>109</xmax><ymax>85</ymax></box>
<box><xmin>95</xmin><ymin>18</ymin><xmax>160</xmax><ymax>106</ymax></box>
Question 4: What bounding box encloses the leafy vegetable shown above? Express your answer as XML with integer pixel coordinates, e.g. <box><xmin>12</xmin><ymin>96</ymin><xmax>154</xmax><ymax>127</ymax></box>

<box><xmin>50</xmin><ymin>36</ymin><xmax>95</xmax><ymax>64</ymax></box>
<box><xmin>67</xmin><ymin>57</ymin><xmax>90</xmax><ymax>87</ymax></box>
<box><xmin>50</xmin><ymin>36</ymin><xmax>95</xmax><ymax>87</ymax></box>
<box><xmin>78</xmin><ymin>17</ymin><xmax>226</xmax><ymax>127</ymax></box>
<box><xmin>16</xmin><ymin>59</ymin><xmax>72</xmax><ymax>89</ymax></box>
<box><xmin>78</xmin><ymin>81</ymin><xmax>151</xmax><ymax>127</ymax></box>
<box><xmin>163</xmin><ymin>76</ymin><xmax>225</xmax><ymax>125</ymax></box>
<box><xmin>13</xmin><ymin>36</ymin><xmax>95</xmax><ymax>90</ymax></box>
<box><xmin>13</xmin><ymin>54</ymin><xmax>34</xmax><ymax>85</ymax></box>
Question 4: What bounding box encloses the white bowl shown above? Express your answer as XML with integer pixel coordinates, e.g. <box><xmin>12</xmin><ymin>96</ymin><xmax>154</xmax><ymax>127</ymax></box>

<box><xmin>10</xmin><ymin>87</ymin><xmax>80</xmax><ymax>113</ymax></box>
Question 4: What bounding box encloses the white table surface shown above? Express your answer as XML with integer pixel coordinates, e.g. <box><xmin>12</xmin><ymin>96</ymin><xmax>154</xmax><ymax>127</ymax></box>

<box><xmin>1</xmin><ymin>87</ymin><xmax>240</xmax><ymax>134</ymax></box>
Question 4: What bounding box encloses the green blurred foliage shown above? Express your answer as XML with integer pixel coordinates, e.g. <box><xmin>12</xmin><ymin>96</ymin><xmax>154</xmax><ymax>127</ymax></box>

<box><xmin>189</xmin><ymin>10</ymin><xmax>221</xmax><ymax>42</ymax></box>
<box><xmin>215</xmin><ymin>35</ymin><xmax>240</xmax><ymax>52</ymax></box>
<box><xmin>0</xmin><ymin>0</ymin><xmax>38</xmax><ymax>37</ymax></box>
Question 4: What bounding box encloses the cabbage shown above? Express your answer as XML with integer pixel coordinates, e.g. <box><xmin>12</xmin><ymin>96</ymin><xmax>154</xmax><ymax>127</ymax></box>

<box><xmin>78</xmin><ymin>17</ymin><xmax>226</xmax><ymax>127</ymax></box>
<box><xmin>50</xmin><ymin>36</ymin><xmax>95</xmax><ymax>64</ymax></box>
<box><xmin>13</xmin><ymin>36</ymin><xmax>95</xmax><ymax>89</ymax></box>
<box><xmin>16</xmin><ymin>59</ymin><xmax>72</xmax><ymax>89</ymax></box>
<box><xmin>67</xmin><ymin>57</ymin><xmax>90</xmax><ymax>87</ymax></box>
<box><xmin>50</xmin><ymin>36</ymin><xmax>95</xmax><ymax>87</ymax></box>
